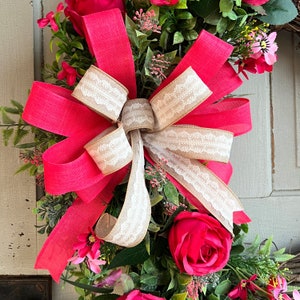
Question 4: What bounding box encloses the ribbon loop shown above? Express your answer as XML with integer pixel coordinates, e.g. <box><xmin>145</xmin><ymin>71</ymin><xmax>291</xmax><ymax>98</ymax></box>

<box><xmin>84</xmin><ymin>125</ymin><xmax>133</xmax><ymax>175</ymax></box>
<box><xmin>143</xmin><ymin>125</ymin><xmax>233</xmax><ymax>163</ymax></box>
<box><xmin>150</xmin><ymin>67</ymin><xmax>212</xmax><ymax>131</ymax></box>
<box><xmin>72</xmin><ymin>65</ymin><xmax>129</xmax><ymax>122</ymax></box>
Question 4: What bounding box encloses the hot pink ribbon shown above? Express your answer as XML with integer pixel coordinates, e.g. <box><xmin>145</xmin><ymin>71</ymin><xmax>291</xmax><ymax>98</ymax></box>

<box><xmin>23</xmin><ymin>9</ymin><xmax>251</xmax><ymax>282</ymax></box>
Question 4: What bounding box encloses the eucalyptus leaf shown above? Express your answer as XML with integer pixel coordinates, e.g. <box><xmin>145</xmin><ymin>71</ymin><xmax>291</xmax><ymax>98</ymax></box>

<box><xmin>258</xmin><ymin>0</ymin><xmax>298</xmax><ymax>25</ymax></box>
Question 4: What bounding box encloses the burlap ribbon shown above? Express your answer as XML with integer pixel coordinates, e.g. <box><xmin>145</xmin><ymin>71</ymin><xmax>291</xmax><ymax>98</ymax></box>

<box><xmin>71</xmin><ymin>65</ymin><xmax>241</xmax><ymax>246</ymax></box>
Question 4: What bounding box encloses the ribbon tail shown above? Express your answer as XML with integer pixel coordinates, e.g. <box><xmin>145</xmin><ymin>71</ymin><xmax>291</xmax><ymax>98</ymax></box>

<box><xmin>95</xmin><ymin>130</ymin><xmax>151</xmax><ymax>247</ymax></box>
<box><xmin>145</xmin><ymin>142</ymin><xmax>244</xmax><ymax>233</ymax></box>
<box><xmin>34</xmin><ymin>167</ymin><xmax>128</xmax><ymax>282</ymax></box>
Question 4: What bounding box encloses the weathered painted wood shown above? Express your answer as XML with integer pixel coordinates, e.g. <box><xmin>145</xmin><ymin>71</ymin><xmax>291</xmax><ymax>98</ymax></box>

<box><xmin>272</xmin><ymin>31</ymin><xmax>300</xmax><ymax>190</ymax></box>
<box><xmin>0</xmin><ymin>1</ymin><xmax>37</xmax><ymax>274</ymax></box>
<box><xmin>229</xmin><ymin>72</ymin><xmax>273</xmax><ymax>198</ymax></box>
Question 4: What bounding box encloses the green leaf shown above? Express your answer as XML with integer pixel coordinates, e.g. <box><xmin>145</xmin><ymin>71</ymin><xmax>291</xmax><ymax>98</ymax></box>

<box><xmin>15</xmin><ymin>142</ymin><xmax>36</xmax><ymax>149</ymax></box>
<box><xmin>70</xmin><ymin>40</ymin><xmax>84</xmax><ymax>50</ymax></box>
<box><xmin>171</xmin><ymin>292</ymin><xmax>188</xmax><ymax>300</ymax></box>
<box><xmin>3</xmin><ymin>107</ymin><xmax>19</xmax><ymax>114</ymax></box>
<box><xmin>215</xmin><ymin>279</ymin><xmax>232</xmax><ymax>295</ymax></box>
<box><xmin>163</xmin><ymin>181</ymin><xmax>179</xmax><ymax>205</ymax></box>
<box><xmin>204</xmin><ymin>11</ymin><xmax>222</xmax><ymax>26</ymax></box>
<box><xmin>188</xmin><ymin>0</ymin><xmax>219</xmax><ymax>18</ymax></box>
<box><xmin>11</xmin><ymin>100</ymin><xmax>24</xmax><ymax>111</ymax></box>
<box><xmin>109</xmin><ymin>241</ymin><xmax>150</xmax><ymax>269</ymax></box>
<box><xmin>93</xmin><ymin>295</ymin><xmax>119</xmax><ymax>300</ymax></box>
<box><xmin>61</xmin><ymin>278</ymin><xmax>114</xmax><ymax>294</ymax></box>
<box><xmin>140</xmin><ymin>274</ymin><xmax>158</xmax><ymax>286</ymax></box>
<box><xmin>274</xmin><ymin>253</ymin><xmax>295</xmax><ymax>262</ymax></box>
<box><xmin>1</xmin><ymin>109</ymin><xmax>15</xmax><ymax>125</ymax></box>
<box><xmin>15</xmin><ymin>162</ymin><xmax>33</xmax><ymax>174</ymax></box>
<box><xmin>174</xmin><ymin>0</ymin><xmax>188</xmax><ymax>9</ymax></box>
<box><xmin>182</xmin><ymin>29</ymin><xmax>198</xmax><ymax>41</ymax></box>
<box><xmin>173</xmin><ymin>31</ymin><xmax>184</xmax><ymax>45</ymax></box>
<box><xmin>207</xmin><ymin>294</ymin><xmax>219</xmax><ymax>300</ymax></box>
<box><xmin>14</xmin><ymin>128</ymin><xmax>29</xmax><ymax>145</ymax></box>
<box><xmin>259</xmin><ymin>236</ymin><xmax>273</xmax><ymax>256</ymax></box>
<box><xmin>176</xmin><ymin>11</ymin><xmax>194</xmax><ymax>20</ymax></box>
<box><xmin>219</xmin><ymin>0</ymin><xmax>234</xmax><ymax>13</ymax></box>
<box><xmin>2</xmin><ymin>128</ymin><xmax>13</xmax><ymax>146</ymax></box>
<box><xmin>258</xmin><ymin>0</ymin><xmax>298</xmax><ymax>25</ymax></box>
<box><xmin>216</xmin><ymin>17</ymin><xmax>228</xmax><ymax>34</ymax></box>
<box><xmin>94</xmin><ymin>294</ymin><xmax>120</xmax><ymax>300</ymax></box>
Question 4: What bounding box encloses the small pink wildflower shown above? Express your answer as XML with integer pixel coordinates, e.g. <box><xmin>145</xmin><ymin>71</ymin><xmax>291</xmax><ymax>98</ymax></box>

<box><xmin>228</xmin><ymin>274</ymin><xmax>258</xmax><ymax>300</ymax></box>
<box><xmin>72</xmin><ymin>227</ymin><xmax>101</xmax><ymax>258</ymax></box>
<box><xmin>19</xmin><ymin>149</ymin><xmax>43</xmax><ymax>166</ymax></box>
<box><xmin>250</xmin><ymin>31</ymin><xmax>278</xmax><ymax>65</ymax></box>
<box><xmin>57</xmin><ymin>61</ymin><xmax>77</xmax><ymax>86</ymax></box>
<box><xmin>69</xmin><ymin>228</ymin><xmax>106</xmax><ymax>273</ymax></box>
<box><xmin>37</xmin><ymin>2</ymin><xmax>64</xmax><ymax>32</ymax></box>
<box><xmin>133</xmin><ymin>9</ymin><xmax>161</xmax><ymax>33</ymax></box>
<box><xmin>86</xmin><ymin>250</ymin><xmax>106</xmax><ymax>274</ymax></box>
<box><xmin>267</xmin><ymin>276</ymin><xmax>292</xmax><ymax>300</ymax></box>
<box><xmin>149</xmin><ymin>53</ymin><xmax>171</xmax><ymax>83</ymax></box>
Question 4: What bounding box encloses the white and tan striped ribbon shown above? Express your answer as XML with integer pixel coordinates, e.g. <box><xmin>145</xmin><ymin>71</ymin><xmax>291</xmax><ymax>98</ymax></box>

<box><xmin>71</xmin><ymin>65</ymin><xmax>243</xmax><ymax>247</ymax></box>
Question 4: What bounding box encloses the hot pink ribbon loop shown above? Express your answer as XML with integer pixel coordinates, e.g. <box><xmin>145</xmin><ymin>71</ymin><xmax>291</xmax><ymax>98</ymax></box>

<box><xmin>22</xmin><ymin>9</ymin><xmax>252</xmax><ymax>282</ymax></box>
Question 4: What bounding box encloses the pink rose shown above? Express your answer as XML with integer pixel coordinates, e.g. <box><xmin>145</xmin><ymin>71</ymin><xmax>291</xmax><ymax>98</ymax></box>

<box><xmin>242</xmin><ymin>0</ymin><xmax>269</xmax><ymax>5</ymax></box>
<box><xmin>150</xmin><ymin>0</ymin><xmax>179</xmax><ymax>6</ymax></box>
<box><xmin>65</xmin><ymin>0</ymin><xmax>125</xmax><ymax>35</ymax></box>
<box><xmin>117</xmin><ymin>290</ymin><xmax>165</xmax><ymax>300</ymax></box>
<box><xmin>168</xmin><ymin>211</ymin><xmax>232</xmax><ymax>276</ymax></box>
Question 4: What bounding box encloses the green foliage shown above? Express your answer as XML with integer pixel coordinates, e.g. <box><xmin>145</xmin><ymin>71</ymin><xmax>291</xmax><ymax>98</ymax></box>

<box><xmin>258</xmin><ymin>0</ymin><xmax>298</xmax><ymax>25</ymax></box>
<box><xmin>34</xmin><ymin>193</ymin><xmax>75</xmax><ymax>234</ymax></box>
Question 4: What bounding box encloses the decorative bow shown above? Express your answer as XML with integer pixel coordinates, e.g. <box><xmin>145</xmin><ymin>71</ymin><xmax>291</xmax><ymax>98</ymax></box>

<box><xmin>23</xmin><ymin>9</ymin><xmax>252</xmax><ymax>282</ymax></box>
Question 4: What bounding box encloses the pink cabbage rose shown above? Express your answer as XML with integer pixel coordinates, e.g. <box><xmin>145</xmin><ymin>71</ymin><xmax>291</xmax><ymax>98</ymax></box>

<box><xmin>242</xmin><ymin>0</ymin><xmax>269</xmax><ymax>5</ymax></box>
<box><xmin>117</xmin><ymin>290</ymin><xmax>165</xmax><ymax>300</ymax></box>
<box><xmin>65</xmin><ymin>0</ymin><xmax>125</xmax><ymax>35</ymax></box>
<box><xmin>150</xmin><ymin>0</ymin><xmax>179</xmax><ymax>6</ymax></box>
<box><xmin>168</xmin><ymin>211</ymin><xmax>232</xmax><ymax>276</ymax></box>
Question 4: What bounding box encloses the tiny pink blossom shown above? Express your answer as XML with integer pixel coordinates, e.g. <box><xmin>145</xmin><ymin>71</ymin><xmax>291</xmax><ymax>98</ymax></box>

<box><xmin>86</xmin><ymin>250</ymin><xmax>106</xmax><ymax>274</ymax></box>
<box><xmin>57</xmin><ymin>61</ymin><xmax>77</xmax><ymax>86</ymax></box>
<box><xmin>37</xmin><ymin>2</ymin><xmax>64</xmax><ymax>32</ymax></box>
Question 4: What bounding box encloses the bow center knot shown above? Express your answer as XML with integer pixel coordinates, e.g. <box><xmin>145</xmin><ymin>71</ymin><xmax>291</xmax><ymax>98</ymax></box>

<box><xmin>122</xmin><ymin>98</ymin><xmax>154</xmax><ymax>134</ymax></box>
